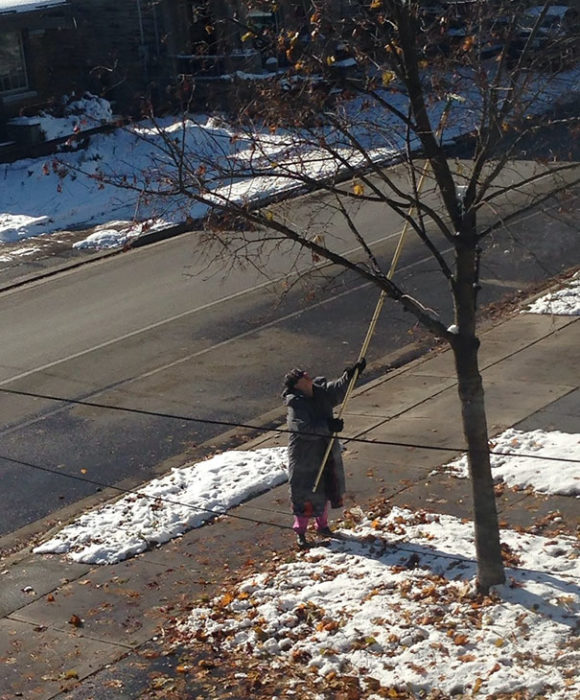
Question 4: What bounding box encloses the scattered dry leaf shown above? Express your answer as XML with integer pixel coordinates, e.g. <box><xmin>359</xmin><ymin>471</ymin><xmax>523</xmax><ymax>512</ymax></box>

<box><xmin>68</xmin><ymin>614</ymin><xmax>83</xmax><ymax>627</ymax></box>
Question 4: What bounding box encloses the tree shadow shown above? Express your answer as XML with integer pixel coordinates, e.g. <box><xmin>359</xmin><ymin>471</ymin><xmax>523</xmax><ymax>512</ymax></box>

<box><xmin>321</xmin><ymin>532</ymin><xmax>579</xmax><ymax>630</ymax></box>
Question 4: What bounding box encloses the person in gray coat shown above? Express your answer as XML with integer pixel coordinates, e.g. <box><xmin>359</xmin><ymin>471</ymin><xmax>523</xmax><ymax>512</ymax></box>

<box><xmin>282</xmin><ymin>359</ymin><xmax>366</xmax><ymax>549</ymax></box>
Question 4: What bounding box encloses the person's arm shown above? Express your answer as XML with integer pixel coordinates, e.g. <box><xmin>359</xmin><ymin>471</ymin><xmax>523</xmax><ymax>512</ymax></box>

<box><xmin>325</xmin><ymin>372</ymin><xmax>350</xmax><ymax>407</ymax></box>
<box><xmin>325</xmin><ymin>358</ymin><xmax>366</xmax><ymax>406</ymax></box>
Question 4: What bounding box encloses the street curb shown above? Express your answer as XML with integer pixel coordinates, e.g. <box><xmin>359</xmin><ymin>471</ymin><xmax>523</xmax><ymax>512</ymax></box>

<box><xmin>0</xmin><ymin>246</ymin><xmax>122</xmax><ymax>295</ymax></box>
<box><xmin>2</xmin><ymin>87</ymin><xmax>579</xmax><ymax>297</ymax></box>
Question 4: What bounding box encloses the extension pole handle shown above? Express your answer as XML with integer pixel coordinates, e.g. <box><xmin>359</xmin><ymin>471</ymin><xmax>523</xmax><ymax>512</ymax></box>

<box><xmin>312</xmin><ymin>98</ymin><xmax>453</xmax><ymax>495</ymax></box>
<box><xmin>311</xmin><ymin>289</ymin><xmax>387</xmax><ymax>493</ymax></box>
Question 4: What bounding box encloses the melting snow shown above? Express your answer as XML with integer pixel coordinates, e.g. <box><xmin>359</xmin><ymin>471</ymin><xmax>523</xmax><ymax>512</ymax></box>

<box><xmin>524</xmin><ymin>273</ymin><xmax>580</xmax><ymax>316</ymax></box>
<box><xmin>34</xmin><ymin>447</ymin><xmax>288</xmax><ymax>564</ymax></box>
<box><xmin>440</xmin><ymin>428</ymin><xmax>580</xmax><ymax>497</ymax></box>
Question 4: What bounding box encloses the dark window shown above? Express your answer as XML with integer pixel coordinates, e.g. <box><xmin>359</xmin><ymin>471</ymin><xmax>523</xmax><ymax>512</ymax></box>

<box><xmin>0</xmin><ymin>31</ymin><xmax>28</xmax><ymax>93</ymax></box>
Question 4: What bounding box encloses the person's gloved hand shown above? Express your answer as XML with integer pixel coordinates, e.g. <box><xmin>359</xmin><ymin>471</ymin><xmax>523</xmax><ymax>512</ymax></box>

<box><xmin>327</xmin><ymin>417</ymin><xmax>344</xmax><ymax>433</ymax></box>
<box><xmin>345</xmin><ymin>358</ymin><xmax>366</xmax><ymax>380</ymax></box>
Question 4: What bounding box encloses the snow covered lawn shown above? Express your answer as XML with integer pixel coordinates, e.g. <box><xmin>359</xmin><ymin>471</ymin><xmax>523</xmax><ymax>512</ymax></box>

<box><xmin>175</xmin><ymin>507</ymin><xmax>579</xmax><ymax>699</ymax></box>
<box><xmin>2</xmin><ymin>66</ymin><xmax>580</xmax><ymax>249</ymax></box>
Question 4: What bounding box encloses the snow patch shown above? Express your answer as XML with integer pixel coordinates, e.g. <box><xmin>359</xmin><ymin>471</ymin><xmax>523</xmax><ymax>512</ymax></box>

<box><xmin>523</xmin><ymin>273</ymin><xmax>580</xmax><ymax>316</ymax></box>
<box><xmin>33</xmin><ymin>447</ymin><xmax>288</xmax><ymax>564</ymax></box>
<box><xmin>440</xmin><ymin>428</ymin><xmax>580</xmax><ymax>497</ymax></box>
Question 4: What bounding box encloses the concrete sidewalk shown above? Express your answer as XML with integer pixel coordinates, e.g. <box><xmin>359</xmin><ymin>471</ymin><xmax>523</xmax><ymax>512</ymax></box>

<box><xmin>0</xmin><ymin>307</ymin><xmax>578</xmax><ymax>699</ymax></box>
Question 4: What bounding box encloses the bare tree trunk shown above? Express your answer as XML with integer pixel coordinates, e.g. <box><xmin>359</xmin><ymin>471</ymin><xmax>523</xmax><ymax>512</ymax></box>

<box><xmin>452</xmin><ymin>226</ymin><xmax>505</xmax><ymax>593</ymax></box>
<box><xmin>453</xmin><ymin>340</ymin><xmax>505</xmax><ymax>593</ymax></box>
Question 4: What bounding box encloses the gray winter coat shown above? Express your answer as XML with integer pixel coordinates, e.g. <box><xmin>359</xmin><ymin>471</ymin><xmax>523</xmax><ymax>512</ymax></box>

<box><xmin>283</xmin><ymin>372</ymin><xmax>350</xmax><ymax>517</ymax></box>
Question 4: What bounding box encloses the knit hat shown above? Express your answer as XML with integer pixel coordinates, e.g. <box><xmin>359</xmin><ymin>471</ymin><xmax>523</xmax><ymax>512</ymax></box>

<box><xmin>284</xmin><ymin>368</ymin><xmax>306</xmax><ymax>390</ymax></box>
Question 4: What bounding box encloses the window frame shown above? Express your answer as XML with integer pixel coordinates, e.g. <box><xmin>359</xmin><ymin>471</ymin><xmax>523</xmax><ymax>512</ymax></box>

<box><xmin>0</xmin><ymin>30</ymin><xmax>29</xmax><ymax>95</ymax></box>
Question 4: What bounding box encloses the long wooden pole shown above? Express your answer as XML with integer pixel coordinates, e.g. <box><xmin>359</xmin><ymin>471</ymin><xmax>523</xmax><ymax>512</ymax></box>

<box><xmin>312</xmin><ymin>100</ymin><xmax>453</xmax><ymax>493</ymax></box>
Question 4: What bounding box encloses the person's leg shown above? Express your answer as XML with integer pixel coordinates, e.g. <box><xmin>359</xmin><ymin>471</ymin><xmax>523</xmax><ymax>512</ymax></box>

<box><xmin>293</xmin><ymin>514</ymin><xmax>310</xmax><ymax>534</ymax></box>
<box><xmin>315</xmin><ymin>501</ymin><xmax>330</xmax><ymax>531</ymax></box>
<box><xmin>293</xmin><ymin>514</ymin><xmax>311</xmax><ymax>549</ymax></box>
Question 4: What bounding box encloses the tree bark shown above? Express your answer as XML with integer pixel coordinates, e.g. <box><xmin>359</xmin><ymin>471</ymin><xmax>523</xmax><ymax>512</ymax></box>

<box><xmin>452</xmin><ymin>226</ymin><xmax>505</xmax><ymax>593</ymax></box>
<box><xmin>453</xmin><ymin>339</ymin><xmax>506</xmax><ymax>593</ymax></box>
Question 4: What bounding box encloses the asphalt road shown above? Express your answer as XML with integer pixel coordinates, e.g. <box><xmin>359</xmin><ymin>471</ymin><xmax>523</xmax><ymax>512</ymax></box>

<box><xmin>0</xmin><ymin>161</ymin><xmax>578</xmax><ymax>541</ymax></box>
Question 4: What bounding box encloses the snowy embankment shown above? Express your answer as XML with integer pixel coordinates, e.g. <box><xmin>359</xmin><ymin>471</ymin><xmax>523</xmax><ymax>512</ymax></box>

<box><xmin>2</xmin><ymin>66</ymin><xmax>580</xmax><ymax>253</ymax></box>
